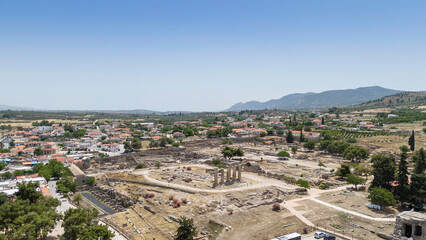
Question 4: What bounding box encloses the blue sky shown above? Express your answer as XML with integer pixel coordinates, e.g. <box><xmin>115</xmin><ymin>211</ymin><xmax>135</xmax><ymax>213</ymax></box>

<box><xmin>1</xmin><ymin>1</ymin><xmax>425</xmax><ymax>111</ymax></box>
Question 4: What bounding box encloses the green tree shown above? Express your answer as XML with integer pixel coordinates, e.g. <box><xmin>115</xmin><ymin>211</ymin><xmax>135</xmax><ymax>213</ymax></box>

<box><xmin>123</xmin><ymin>141</ymin><xmax>132</xmax><ymax>150</ymax></box>
<box><xmin>396</xmin><ymin>145</ymin><xmax>410</xmax><ymax>201</ymax></box>
<box><xmin>33</xmin><ymin>148</ymin><xmax>43</xmax><ymax>156</ymax></box>
<box><xmin>371</xmin><ymin>154</ymin><xmax>396</xmax><ymax>190</ymax></box>
<box><xmin>73</xmin><ymin>193</ymin><xmax>83</xmax><ymax>206</ymax></box>
<box><xmin>346</xmin><ymin>174</ymin><xmax>366</xmax><ymax>190</ymax></box>
<box><xmin>16</xmin><ymin>182</ymin><xmax>43</xmax><ymax>203</ymax></box>
<box><xmin>0</xmin><ymin>162</ymin><xmax>5</xmax><ymax>171</ymax></box>
<box><xmin>368</xmin><ymin>187</ymin><xmax>397</xmax><ymax>208</ymax></box>
<box><xmin>335</xmin><ymin>164</ymin><xmax>351</xmax><ymax>178</ymax></box>
<box><xmin>277</xmin><ymin>151</ymin><xmax>290</xmax><ymax>157</ymax></box>
<box><xmin>408</xmin><ymin>130</ymin><xmax>415</xmax><ymax>151</ymax></box>
<box><xmin>343</xmin><ymin>146</ymin><xmax>369</xmax><ymax>162</ymax></box>
<box><xmin>86</xmin><ymin>177</ymin><xmax>95</xmax><ymax>186</ymax></box>
<box><xmin>0</xmin><ymin>193</ymin><xmax>8</xmax><ymax>206</ymax></box>
<box><xmin>286</xmin><ymin>131</ymin><xmax>294</xmax><ymax>143</ymax></box>
<box><xmin>318</xmin><ymin>140</ymin><xmax>332</xmax><ymax>151</ymax></box>
<box><xmin>63</xmin><ymin>207</ymin><xmax>114</xmax><ymax>240</ymax></box>
<box><xmin>291</xmin><ymin>146</ymin><xmax>298</xmax><ymax>154</ymax></box>
<box><xmin>410</xmin><ymin>173</ymin><xmax>426</xmax><ymax>203</ymax></box>
<box><xmin>174</xmin><ymin>217</ymin><xmax>197</xmax><ymax>240</ymax></box>
<box><xmin>296</xmin><ymin>179</ymin><xmax>309</xmax><ymax>189</ymax></box>
<box><xmin>413</xmin><ymin>148</ymin><xmax>425</xmax><ymax>174</ymax></box>
<box><xmin>0</xmin><ymin>197</ymin><xmax>61</xmax><ymax>239</ymax></box>
<box><xmin>357</xmin><ymin>162</ymin><xmax>372</xmax><ymax>179</ymax></box>
<box><xmin>303</xmin><ymin>140</ymin><xmax>315</xmax><ymax>151</ymax></box>
<box><xmin>131</xmin><ymin>138</ymin><xmax>142</xmax><ymax>149</ymax></box>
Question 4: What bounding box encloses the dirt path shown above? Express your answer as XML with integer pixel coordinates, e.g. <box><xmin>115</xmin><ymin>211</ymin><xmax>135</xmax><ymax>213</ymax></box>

<box><xmin>133</xmin><ymin>164</ymin><xmax>299</xmax><ymax>193</ymax></box>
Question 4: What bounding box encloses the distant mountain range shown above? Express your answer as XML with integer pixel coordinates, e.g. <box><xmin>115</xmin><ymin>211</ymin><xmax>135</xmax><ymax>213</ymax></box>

<box><xmin>0</xmin><ymin>104</ymin><xmax>35</xmax><ymax>111</ymax></box>
<box><xmin>226</xmin><ymin>86</ymin><xmax>402</xmax><ymax>111</ymax></box>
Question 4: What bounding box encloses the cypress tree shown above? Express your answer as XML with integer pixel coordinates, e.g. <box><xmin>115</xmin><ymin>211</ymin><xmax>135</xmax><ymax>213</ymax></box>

<box><xmin>396</xmin><ymin>146</ymin><xmax>409</xmax><ymax>201</ymax></box>
<box><xmin>408</xmin><ymin>130</ymin><xmax>415</xmax><ymax>151</ymax></box>
<box><xmin>321</xmin><ymin>116</ymin><xmax>324</xmax><ymax>125</ymax></box>
<box><xmin>300</xmin><ymin>128</ymin><xmax>303</xmax><ymax>142</ymax></box>
<box><xmin>414</xmin><ymin>148</ymin><xmax>425</xmax><ymax>174</ymax></box>
<box><xmin>286</xmin><ymin>130</ymin><xmax>294</xmax><ymax>143</ymax></box>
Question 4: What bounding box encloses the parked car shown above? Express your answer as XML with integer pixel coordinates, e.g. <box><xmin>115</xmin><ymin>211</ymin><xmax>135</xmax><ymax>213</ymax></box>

<box><xmin>323</xmin><ymin>235</ymin><xmax>336</xmax><ymax>240</ymax></box>
<box><xmin>314</xmin><ymin>232</ymin><xmax>326</xmax><ymax>239</ymax></box>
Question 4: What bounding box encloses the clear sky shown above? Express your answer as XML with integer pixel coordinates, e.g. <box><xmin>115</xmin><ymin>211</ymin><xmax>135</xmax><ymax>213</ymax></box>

<box><xmin>1</xmin><ymin>1</ymin><xmax>425</xmax><ymax>111</ymax></box>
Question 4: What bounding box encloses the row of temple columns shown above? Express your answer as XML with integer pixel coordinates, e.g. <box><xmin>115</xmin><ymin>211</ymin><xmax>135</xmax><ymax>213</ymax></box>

<box><xmin>213</xmin><ymin>164</ymin><xmax>242</xmax><ymax>187</ymax></box>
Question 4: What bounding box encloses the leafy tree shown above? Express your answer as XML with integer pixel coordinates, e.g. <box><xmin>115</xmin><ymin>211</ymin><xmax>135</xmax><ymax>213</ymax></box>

<box><xmin>0</xmin><ymin>193</ymin><xmax>8</xmax><ymax>206</ymax></box>
<box><xmin>174</xmin><ymin>217</ymin><xmax>197</xmax><ymax>240</ymax></box>
<box><xmin>368</xmin><ymin>187</ymin><xmax>397</xmax><ymax>208</ymax></box>
<box><xmin>335</xmin><ymin>164</ymin><xmax>351</xmax><ymax>178</ymax></box>
<box><xmin>16</xmin><ymin>182</ymin><xmax>43</xmax><ymax>203</ymax></box>
<box><xmin>343</xmin><ymin>146</ymin><xmax>369</xmax><ymax>162</ymax></box>
<box><xmin>86</xmin><ymin>177</ymin><xmax>95</xmax><ymax>186</ymax></box>
<box><xmin>326</xmin><ymin>141</ymin><xmax>350</xmax><ymax>155</ymax></box>
<box><xmin>123</xmin><ymin>141</ymin><xmax>132</xmax><ymax>150</ymax></box>
<box><xmin>131</xmin><ymin>138</ymin><xmax>142</xmax><ymax>149</ymax></box>
<box><xmin>414</xmin><ymin>148</ymin><xmax>425</xmax><ymax>174</ymax></box>
<box><xmin>0</xmin><ymin>162</ymin><xmax>5</xmax><ymax>171</ymax></box>
<box><xmin>318</xmin><ymin>140</ymin><xmax>332</xmax><ymax>151</ymax></box>
<box><xmin>73</xmin><ymin>193</ymin><xmax>83</xmax><ymax>206</ymax></box>
<box><xmin>291</xmin><ymin>146</ymin><xmax>298</xmax><ymax>154</ymax></box>
<box><xmin>57</xmin><ymin>176</ymin><xmax>77</xmax><ymax>194</ymax></box>
<box><xmin>221</xmin><ymin>146</ymin><xmax>244</xmax><ymax>159</ymax></box>
<box><xmin>303</xmin><ymin>140</ymin><xmax>315</xmax><ymax>151</ymax></box>
<box><xmin>159</xmin><ymin>137</ymin><xmax>167</xmax><ymax>148</ymax></box>
<box><xmin>286</xmin><ymin>131</ymin><xmax>294</xmax><ymax>143</ymax></box>
<box><xmin>410</xmin><ymin>173</ymin><xmax>426</xmax><ymax>202</ymax></box>
<box><xmin>33</xmin><ymin>148</ymin><xmax>43</xmax><ymax>156</ymax></box>
<box><xmin>408</xmin><ymin>130</ymin><xmax>415</xmax><ymax>151</ymax></box>
<box><xmin>371</xmin><ymin>154</ymin><xmax>396</xmax><ymax>190</ymax></box>
<box><xmin>222</xmin><ymin>139</ymin><xmax>233</xmax><ymax>145</ymax></box>
<box><xmin>0</xmin><ymin>197</ymin><xmax>61</xmax><ymax>239</ymax></box>
<box><xmin>63</xmin><ymin>207</ymin><xmax>114</xmax><ymax>240</ymax></box>
<box><xmin>277</xmin><ymin>151</ymin><xmax>290</xmax><ymax>157</ymax></box>
<box><xmin>357</xmin><ymin>162</ymin><xmax>372</xmax><ymax>179</ymax></box>
<box><xmin>166</xmin><ymin>138</ymin><xmax>174</xmax><ymax>144</ymax></box>
<box><xmin>346</xmin><ymin>174</ymin><xmax>366</xmax><ymax>189</ymax></box>
<box><xmin>1</xmin><ymin>172</ymin><xmax>12</xmax><ymax>179</ymax></box>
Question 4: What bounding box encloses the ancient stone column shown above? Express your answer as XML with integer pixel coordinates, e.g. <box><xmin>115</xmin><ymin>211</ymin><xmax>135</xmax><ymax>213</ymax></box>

<box><xmin>220</xmin><ymin>169</ymin><xmax>224</xmax><ymax>184</ymax></box>
<box><xmin>226</xmin><ymin>167</ymin><xmax>231</xmax><ymax>182</ymax></box>
<box><xmin>213</xmin><ymin>169</ymin><xmax>218</xmax><ymax>187</ymax></box>
<box><xmin>232</xmin><ymin>165</ymin><xmax>237</xmax><ymax>181</ymax></box>
<box><xmin>238</xmin><ymin>164</ymin><xmax>242</xmax><ymax>181</ymax></box>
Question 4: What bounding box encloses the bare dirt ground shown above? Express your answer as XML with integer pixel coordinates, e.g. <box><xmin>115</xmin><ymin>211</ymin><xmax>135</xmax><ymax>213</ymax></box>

<box><xmin>317</xmin><ymin>189</ymin><xmax>398</xmax><ymax>219</ymax></box>
<box><xmin>294</xmin><ymin>200</ymin><xmax>394</xmax><ymax>240</ymax></box>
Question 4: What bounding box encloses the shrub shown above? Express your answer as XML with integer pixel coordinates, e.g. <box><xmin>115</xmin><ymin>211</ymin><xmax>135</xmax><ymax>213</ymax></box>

<box><xmin>135</xmin><ymin>163</ymin><xmax>147</xmax><ymax>169</ymax></box>
<box><xmin>319</xmin><ymin>183</ymin><xmax>330</xmax><ymax>190</ymax></box>
<box><xmin>347</xmin><ymin>138</ymin><xmax>357</xmax><ymax>143</ymax></box>
<box><xmin>296</xmin><ymin>179</ymin><xmax>309</xmax><ymax>189</ymax></box>
<box><xmin>154</xmin><ymin>161</ymin><xmax>161</xmax><ymax>168</ymax></box>
<box><xmin>277</xmin><ymin>151</ymin><xmax>290</xmax><ymax>157</ymax></box>
<box><xmin>181</xmin><ymin>198</ymin><xmax>187</xmax><ymax>204</ymax></box>
<box><xmin>212</xmin><ymin>158</ymin><xmax>221</xmax><ymax>165</ymax></box>
<box><xmin>272</xmin><ymin>202</ymin><xmax>281</xmax><ymax>211</ymax></box>
<box><xmin>184</xmin><ymin>178</ymin><xmax>192</xmax><ymax>183</ymax></box>
<box><xmin>318</xmin><ymin>161</ymin><xmax>326</xmax><ymax>167</ymax></box>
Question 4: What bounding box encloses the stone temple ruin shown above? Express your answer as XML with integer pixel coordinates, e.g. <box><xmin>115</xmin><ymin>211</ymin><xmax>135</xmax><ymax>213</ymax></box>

<box><xmin>213</xmin><ymin>164</ymin><xmax>243</xmax><ymax>188</ymax></box>
<box><xmin>392</xmin><ymin>211</ymin><xmax>426</xmax><ymax>240</ymax></box>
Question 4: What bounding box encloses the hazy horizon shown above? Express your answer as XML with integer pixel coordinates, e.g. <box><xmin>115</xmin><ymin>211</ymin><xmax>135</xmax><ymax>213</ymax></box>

<box><xmin>1</xmin><ymin>1</ymin><xmax>426</xmax><ymax>111</ymax></box>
